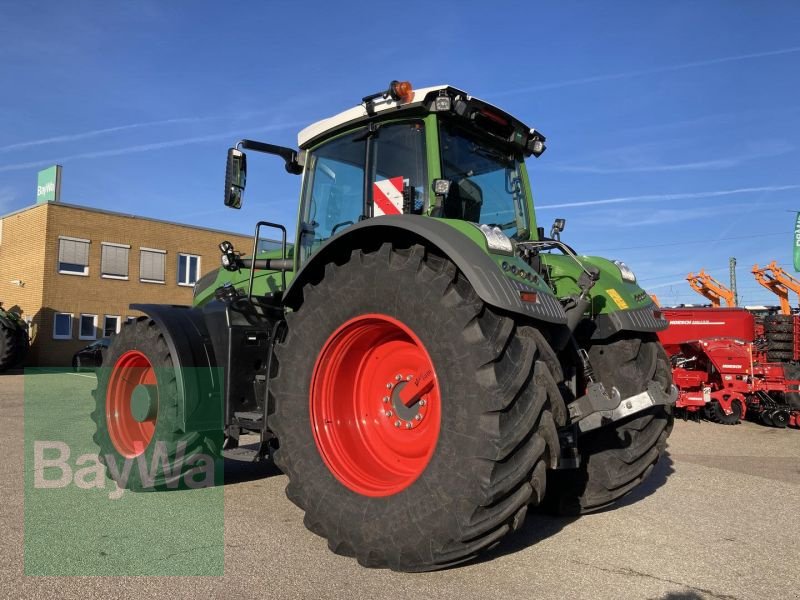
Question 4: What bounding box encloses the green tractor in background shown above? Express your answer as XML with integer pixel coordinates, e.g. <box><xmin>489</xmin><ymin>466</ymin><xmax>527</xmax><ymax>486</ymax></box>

<box><xmin>93</xmin><ymin>81</ymin><xmax>676</xmax><ymax>571</ymax></box>
<box><xmin>0</xmin><ymin>303</ymin><xmax>29</xmax><ymax>372</ymax></box>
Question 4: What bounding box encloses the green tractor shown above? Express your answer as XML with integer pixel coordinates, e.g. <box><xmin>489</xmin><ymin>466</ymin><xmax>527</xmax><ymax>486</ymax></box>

<box><xmin>93</xmin><ymin>81</ymin><xmax>675</xmax><ymax>571</ymax></box>
<box><xmin>0</xmin><ymin>303</ymin><xmax>29</xmax><ymax>372</ymax></box>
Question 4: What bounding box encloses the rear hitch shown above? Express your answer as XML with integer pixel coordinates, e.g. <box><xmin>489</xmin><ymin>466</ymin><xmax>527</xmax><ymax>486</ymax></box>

<box><xmin>568</xmin><ymin>381</ymin><xmax>678</xmax><ymax>433</ymax></box>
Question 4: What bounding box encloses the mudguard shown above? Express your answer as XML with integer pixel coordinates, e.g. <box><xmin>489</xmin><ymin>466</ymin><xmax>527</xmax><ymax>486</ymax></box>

<box><xmin>129</xmin><ymin>304</ymin><xmax>222</xmax><ymax>432</ymax></box>
<box><xmin>283</xmin><ymin>215</ymin><xmax>568</xmax><ymax>326</ymax></box>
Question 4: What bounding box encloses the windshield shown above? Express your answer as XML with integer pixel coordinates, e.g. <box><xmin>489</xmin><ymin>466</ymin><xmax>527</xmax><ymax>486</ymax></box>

<box><xmin>438</xmin><ymin>120</ymin><xmax>529</xmax><ymax>239</ymax></box>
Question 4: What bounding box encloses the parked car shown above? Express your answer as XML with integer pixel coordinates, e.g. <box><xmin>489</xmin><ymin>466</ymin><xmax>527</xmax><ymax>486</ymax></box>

<box><xmin>72</xmin><ymin>338</ymin><xmax>111</xmax><ymax>372</ymax></box>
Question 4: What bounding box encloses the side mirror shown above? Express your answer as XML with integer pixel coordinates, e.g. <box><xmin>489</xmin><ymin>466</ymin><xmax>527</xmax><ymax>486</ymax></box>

<box><xmin>550</xmin><ymin>218</ymin><xmax>565</xmax><ymax>240</ymax></box>
<box><xmin>224</xmin><ymin>148</ymin><xmax>247</xmax><ymax>209</ymax></box>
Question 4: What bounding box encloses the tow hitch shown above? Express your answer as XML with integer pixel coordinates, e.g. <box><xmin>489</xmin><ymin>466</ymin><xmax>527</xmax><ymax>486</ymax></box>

<box><xmin>568</xmin><ymin>380</ymin><xmax>678</xmax><ymax>433</ymax></box>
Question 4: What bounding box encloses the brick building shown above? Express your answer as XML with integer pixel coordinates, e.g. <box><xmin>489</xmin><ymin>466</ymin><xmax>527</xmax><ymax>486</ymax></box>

<box><xmin>0</xmin><ymin>202</ymin><xmax>252</xmax><ymax>366</ymax></box>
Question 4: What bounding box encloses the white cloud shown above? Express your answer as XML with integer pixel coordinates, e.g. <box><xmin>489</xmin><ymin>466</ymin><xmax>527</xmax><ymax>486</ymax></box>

<box><xmin>0</xmin><ymin>121</ymin><xmax>306</xmax><ymax>173</ymax></box>
<box><xmin>545</xmin><ymin>140</ymin><xmax>794</xmax><ymax>175</ymax></box>
<box><xmin>491</xmin><ymin>46</ymin><xmax>800</xmax><ymax>97</ymax></box>
<box><xmin>537</xmin><ymin>185</ymin><xmax>800</xmax><ymax>210</ymax></box>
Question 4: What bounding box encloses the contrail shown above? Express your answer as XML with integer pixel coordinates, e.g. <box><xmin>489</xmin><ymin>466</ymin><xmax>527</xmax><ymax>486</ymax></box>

<box><xmin>0</xmin><ymin>121</ymin><xmax>306</xmax><ymax>173</ymax></box>
<box><xmin>537</xmin><ymin>184</ymin><xmax>800</xmax><ymax>210</ymax></box>
<box><xmin>0</xmin><ymin>110</ymin><xmax>275</xmax><ymax>153</ymax></box>
<box><xmin>491</xmin><ymin>46</ymin><xmax>800</xmax><ymax>97</ymax></box>
<box><xmin>0</xmin><ymin>117</ymin><xmax>211</xmax><ymax>153</ymax></box>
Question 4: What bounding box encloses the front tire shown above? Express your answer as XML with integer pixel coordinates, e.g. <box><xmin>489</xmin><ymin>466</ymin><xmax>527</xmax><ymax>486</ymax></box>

<box><xmin>546</xmin><ymin>334</ymin><xmax>674</xmax><ymax>514</ymax></box>
<box><xmin>270</xmin><ymin>244</ymin><xmax>566</xmax><ymax>571</ymax></box>
<box><xmin>91</xmin><ymin>318</ymin><xmax>220</xmax><ymax>491</ymax></box>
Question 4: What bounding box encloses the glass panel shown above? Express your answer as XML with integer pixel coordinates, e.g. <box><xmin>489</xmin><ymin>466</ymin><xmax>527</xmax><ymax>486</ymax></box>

<box><xmin>189</xmin><ymin>256</ymin><xmax>198</xmax><ymax>284</ymax></box>
<box><xmin>54</xmin><ymin>314</ymin><xmax>71</xmax><ymax>338</ymax></box>
<box><xmin>103</xmin><ymin>317</ymin><xmax>119</xmax><ymax>338</ymax></box>
<box><xmin>79</xmin><ymin>315</ymin><xmax>96</xmax><ymax>339</ymax></box>
<box><xmin>439</xmin><ymin>120</ymin><xmax>529</xmax><ymax>239</ymax></box>
<box><xmin>372</xmin><ymin>122</ymin><xmax>427</xmax><ymax>215</ymax></box>
<box><xmin>299</xmin><ymin>131</ymin><xmax>366</xmax><ymax>262</ymax></box>
<box><xmin>178</xmin><ymin>255</ymin><xmax>187</xmax><ymax>283</ymax></box>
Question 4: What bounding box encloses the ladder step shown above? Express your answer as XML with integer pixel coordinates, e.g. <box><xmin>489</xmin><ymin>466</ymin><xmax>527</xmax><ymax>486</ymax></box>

<box><xmin>222</xmin><ymin>446</ymin><xmax>266</xmax><ymax>463</ymax></box>
<box><xmin>234</xmin><ymin>411</ymin><xmax>263</xmax><ymax>422</ymax></box>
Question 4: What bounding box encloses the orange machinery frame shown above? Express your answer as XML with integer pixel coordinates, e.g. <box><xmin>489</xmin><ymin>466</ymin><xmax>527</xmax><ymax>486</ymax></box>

<box><xmin>752</xmin><ymin>261</ymin><xmax>800</xmax><ymax>315</ymax></box>
<box><xmin>686</xmin><ymin>269</ymin><xmax>737</xmax><ymax>308</ymax></box>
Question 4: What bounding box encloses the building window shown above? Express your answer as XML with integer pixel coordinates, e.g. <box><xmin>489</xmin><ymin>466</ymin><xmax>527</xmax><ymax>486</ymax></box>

<box><xmin>103</xmin><ymin>315</ymin><xmax>120</xmax><ymax>338</ymax></box>
<box><xmin>58</xmin><ymin>237</ymin><xmax>90</xmax><ymax>276</ymax></box>
<box><xmin>101</xmin><ymin>242</ymin><xmax>130</xmax><ymax>279</ymax></box>
<box><xmin>53</xmin><ymin>313</ymin><xmax>73</xmax><ymax>339</ymax></box>
<box><xmin>140</xmin><ymin>248</ymin><xmax>166</xmax><ymax>283</ymax></box>
<box><xmin>178</xmin><ymin>253</ymin><xmax>201</xmax><ymax>286</ymax></box>
<box><xmin>125</xmin><ymin>316</ymin><xmax>137</xmax><ymax>325</ymax></box>
<box><xmin>79</xmin><ymin>314</ymin><xmax>97</xmax><ymax>340</ymax></box>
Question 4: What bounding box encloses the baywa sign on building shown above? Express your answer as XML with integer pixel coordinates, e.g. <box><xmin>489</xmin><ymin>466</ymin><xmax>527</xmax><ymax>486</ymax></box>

<box><xmin>37</xmin><ymin>165</ymin><xmax>62</xmax><ymax>203</ymax></box>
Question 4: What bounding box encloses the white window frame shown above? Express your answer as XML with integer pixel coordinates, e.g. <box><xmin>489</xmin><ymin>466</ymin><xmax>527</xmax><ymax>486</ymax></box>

<box><xmin>53</xmin><ymin>313</ymin><xmax>73</xmax><ymax>340</ymax></box>
<box><xmin>177</xmin><ymin>253</ymin><xmax>201</xmax><ymax>287</ymax></box>
<box><xmin>79</xmin><ymin>314</ymin><xmax>98</xmax><ymax>340</ymax></box>
<box><xmin>100</xmin><ymin>242</ymin><xmax>131</xmax><ymax>280</ymax></box>
<box><xmin>103</xmin><ymin>315</ymin><xmax>121</xmax><ymax>338</ymax></box>
<box><xmin>57</xmin><ymin>236</ymin><xmax>90</xmax><ymax>277</ymax></box>
<box><xmin>139</xmin><ymin>247</ymin><xmax>167</xmax><ymax>284</ymax></box>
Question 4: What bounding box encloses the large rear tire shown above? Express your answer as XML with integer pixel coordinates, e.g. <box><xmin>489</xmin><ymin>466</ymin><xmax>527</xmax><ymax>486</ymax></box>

<box><xmin>0</xmin><ymin>322</ymin><xmax>26</xmax><ymax>371</ymax></box>
<box><xmin>91</xmin><ymin>318</ymin><xmax>221</xmax><ymax>491</ymax></box>
<box><xmin>270</xmin><ymin>244</ymin><xmax>567</xmax><ymax>571</ymax></box>
<box><xmin>546</xmin><ymin>334</ymin><xmax>674</xmax><ymax>514</ymax></box>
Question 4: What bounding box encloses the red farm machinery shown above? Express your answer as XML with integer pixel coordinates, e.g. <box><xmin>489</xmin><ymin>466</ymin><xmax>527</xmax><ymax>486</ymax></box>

<box><xmin>658</xmin><ymin>268</ymin><xmax>800</xmax><ymax>428</ymax></box>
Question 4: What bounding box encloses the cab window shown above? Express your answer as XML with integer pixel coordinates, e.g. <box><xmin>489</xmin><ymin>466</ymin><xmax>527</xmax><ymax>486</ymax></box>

<box><xmin>371</xmin><ymin>121</ymin><xmax>427</xmax><ymax>215</ymax></box>
<box><xmin>300</xmin><ymin>131</ymin><xmax>366</xmax><ymax>261</ymax></box>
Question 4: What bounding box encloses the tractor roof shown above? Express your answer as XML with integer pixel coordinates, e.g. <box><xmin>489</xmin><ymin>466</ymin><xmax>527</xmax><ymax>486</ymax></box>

<box><xmin>297</xmin><ymin>84</ymin><xmax>528</xmax><ymax>149</ymax></box>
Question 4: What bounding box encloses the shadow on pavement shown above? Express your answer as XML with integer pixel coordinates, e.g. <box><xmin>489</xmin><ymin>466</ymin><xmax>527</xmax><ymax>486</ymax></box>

<box><xmin>222</xmin><ymin>442</ymin><xmax>282</xmax><ymax>485</ymax></box>
<box><xmin>474</xmin><ymin>452</ymin><xmax>675</xmax><ymax>566</ymax></box>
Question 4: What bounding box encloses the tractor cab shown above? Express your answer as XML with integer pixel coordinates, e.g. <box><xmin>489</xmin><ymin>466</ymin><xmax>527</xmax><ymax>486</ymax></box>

<box><xmin>221</xmin><ymin>82</ymin><xmax>547</xmax><ymax>274</ymax></box>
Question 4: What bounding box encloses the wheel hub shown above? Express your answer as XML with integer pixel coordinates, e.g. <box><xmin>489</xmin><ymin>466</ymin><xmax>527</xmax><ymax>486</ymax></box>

<box><xmin>384</xmin><ymin>375</ymin><xmax>429</xmax><ymax>429</ymax></box>
<box><xmin>310</xmin><ymin>314</ymin><xmax>441</xmax><ymax>497</ymax></box>
<box><xmin>130</xmin><ymin>384</ymin><xmax>158</xmax><ymax>423</ymax></box>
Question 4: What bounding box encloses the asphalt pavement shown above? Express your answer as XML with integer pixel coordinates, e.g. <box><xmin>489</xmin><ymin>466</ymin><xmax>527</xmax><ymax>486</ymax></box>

<box><xmin>2</xmin><ymin>371</ymin><xmax>798</xmax><ymax>600</ymax></box>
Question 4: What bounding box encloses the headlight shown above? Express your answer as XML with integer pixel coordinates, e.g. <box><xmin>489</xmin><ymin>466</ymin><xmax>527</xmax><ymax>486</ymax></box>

<box><xmin>478</xmin><ymin>224</ymin><xmax>514</xmax><ymax>255</ymax></box>
<box><xmin>613</xmin><ymin>260</ymin><xmax>637</xmax><ymax>283</ymax></box>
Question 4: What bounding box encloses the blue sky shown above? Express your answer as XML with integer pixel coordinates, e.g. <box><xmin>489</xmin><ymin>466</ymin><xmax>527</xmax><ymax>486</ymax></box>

<box><xmin>1</xmin><ymin>1</ymin><xmax>799</xmax><ymax>306</ymax></box>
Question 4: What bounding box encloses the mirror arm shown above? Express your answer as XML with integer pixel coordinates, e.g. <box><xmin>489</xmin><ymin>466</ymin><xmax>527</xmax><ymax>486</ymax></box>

<box><xmin>238</xmin><ymin>139</ymin><xmax>303</xmax><ymax>174</ymax></box>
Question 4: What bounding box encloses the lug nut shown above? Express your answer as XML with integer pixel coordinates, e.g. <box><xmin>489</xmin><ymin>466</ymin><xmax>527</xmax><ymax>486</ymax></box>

<box><xmin>419</xmin><ymin>399</ymin><xmax>426</xmax><ymax>407</ymax></box>
<box><xmin>382</xmin><ymin>396</ymin><xmax>390</xmax><ymax>403</ymax></box>
<box><xmin>386</xmin><ymin>383</ymin><xmax>393</xmax><ymax>389</ymax></box>
<box><xmin>394</xmin><ymin>420</ymin><xmax>401</xmax><ymax>427</ymax></box>
<box><xmin>405</xmin><ymin>422</ymin><xmax>412</xmax><ymax>429</ymax></box>
<box><xmin>406</xmin><ymin>374</ymin><xmax>413</xmax><ymax>381</ymax></box>
<box><xmin>414</xmin><ymin>414</ymin><xmax>422</xmax><ymax>421</ymax></box>
<box><xmin>385</xmin><ymin>410</ymin><xmax>393</xmax><ymax>417</ymax></box>
<box><xmin>395</xmin><ymin>374</ymin><xmax>402</xmax><ymax>381</ymax></box>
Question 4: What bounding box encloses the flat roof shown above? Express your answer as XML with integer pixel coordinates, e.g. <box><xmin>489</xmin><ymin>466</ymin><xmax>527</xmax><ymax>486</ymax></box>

<box><xmin>0</xmin><ymin>201</ymin><xmax>252</xmax><ymax>239</ymax></box>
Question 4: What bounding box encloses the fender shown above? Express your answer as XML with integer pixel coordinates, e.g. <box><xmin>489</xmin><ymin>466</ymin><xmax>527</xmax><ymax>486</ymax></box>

<box><xmin>129</xmin><ymin>304</ymin><xmax>222</xmax><ymax>432</ymax></box>
<box><xmin>283</xmin><ymin>215</ymin><xmax>568</xmax><ymax>325</ymax></box>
